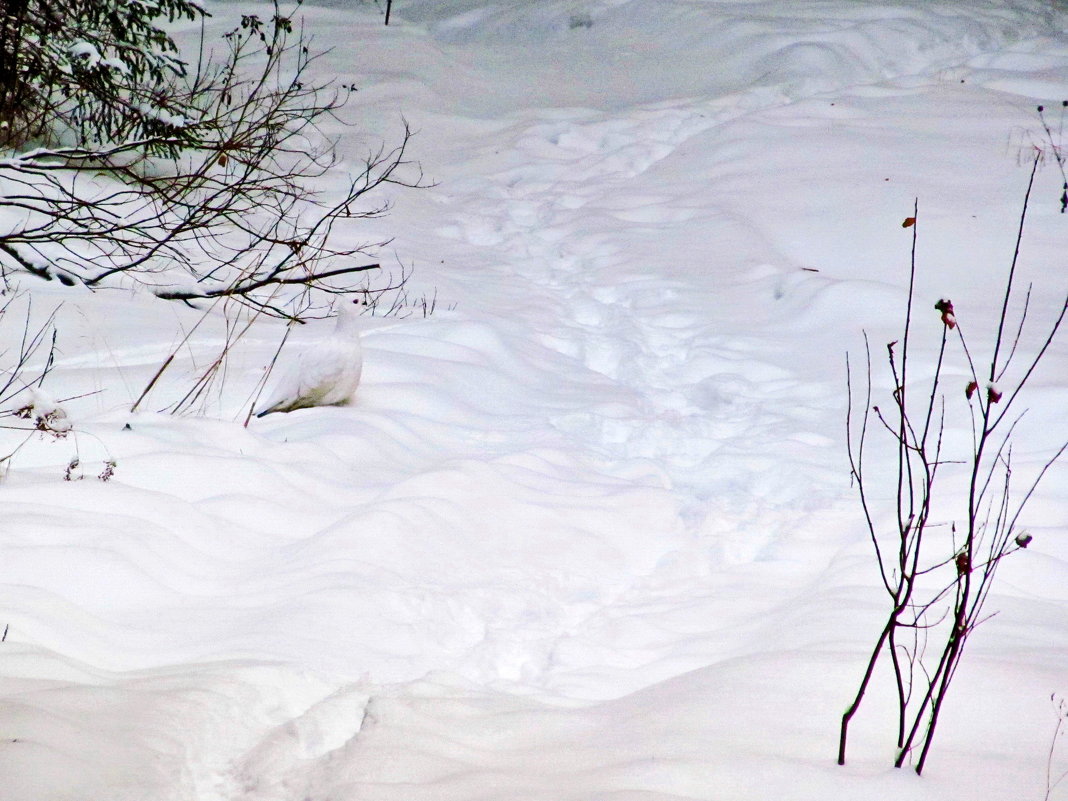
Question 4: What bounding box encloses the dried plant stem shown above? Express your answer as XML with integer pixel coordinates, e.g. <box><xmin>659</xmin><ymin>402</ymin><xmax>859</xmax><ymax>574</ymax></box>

<box><xmin>838</xmin><ymin>158</ymin><xmax>1068</xmax><ymax>774</ymax></box>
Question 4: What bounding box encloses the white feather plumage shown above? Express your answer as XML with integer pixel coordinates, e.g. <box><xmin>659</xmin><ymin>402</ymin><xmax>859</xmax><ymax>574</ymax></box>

<box><xmin>255</xmin><ymin>302</ymin><xmax>363</xmax><ymax>417</ymax></box>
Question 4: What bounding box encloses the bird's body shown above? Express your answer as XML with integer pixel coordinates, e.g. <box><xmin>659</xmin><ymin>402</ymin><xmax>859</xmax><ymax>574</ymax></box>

<box><xmin>256</xmin><ymin>302</ymin><xmax>363</xmax><ymax>417</ymax></box>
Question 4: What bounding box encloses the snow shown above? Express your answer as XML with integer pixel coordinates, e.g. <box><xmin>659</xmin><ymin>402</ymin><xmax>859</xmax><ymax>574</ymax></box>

<box><xmin>15</xmin><ymin>388</ymin><xmax>73</xmax><ymax>435</ymax></box>
<box><xmin>1</xmin><ymin>0</ymin><xmax>1067</xmax><ymax>798</ymax></box>
<box><xmin>136</xmin><ymin>102</ymin><xmax>191</xmax><ymax>128</ymax></box>
<box><xmin>68</xmin><ymin>41</ymin><xmax>103</xmax><ymax>68</ymax></box>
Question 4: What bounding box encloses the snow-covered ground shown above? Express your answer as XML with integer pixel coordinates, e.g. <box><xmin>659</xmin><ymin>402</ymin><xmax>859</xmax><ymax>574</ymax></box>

<box><xmin>2</xmin><ymin>1</ymin><xmax>1068</xmax><ymax>798</ymax></box>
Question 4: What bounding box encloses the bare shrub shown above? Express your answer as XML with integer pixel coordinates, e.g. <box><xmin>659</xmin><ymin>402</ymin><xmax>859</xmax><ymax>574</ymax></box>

<box><xmin>837</xmin><ymin>159</ymin><xmax>1068</xmax><ymax>774</ymax></box>
<box><xmin>0</xmin><ymin>2</ymin><xmax>424</xmax><ymax>320</ymax></box>
<box><xmin>0</xmin><ymin>295</ymin><xmax>71</xmax><ymax>472</ymax></box>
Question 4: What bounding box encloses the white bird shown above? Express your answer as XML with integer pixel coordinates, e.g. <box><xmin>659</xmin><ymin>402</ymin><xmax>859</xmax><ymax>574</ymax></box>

<box><xmin>255</xmin><ymin>301</ymin><xmax>364</xmax><ymax>417</ymax></box>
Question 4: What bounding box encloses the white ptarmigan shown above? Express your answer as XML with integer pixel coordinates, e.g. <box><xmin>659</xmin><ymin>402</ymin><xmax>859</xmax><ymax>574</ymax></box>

<box><xmin>255</xmin><ymin>300</ymin><xmax>363</xmax><ymax>417</ymax></box>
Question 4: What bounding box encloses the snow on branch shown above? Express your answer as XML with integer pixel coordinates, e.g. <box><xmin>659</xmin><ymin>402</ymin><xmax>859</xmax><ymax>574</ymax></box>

<box><xmin>0</xmin><ymin>2</ymin><xmax>426</xmax><ymax>320</ymax></box>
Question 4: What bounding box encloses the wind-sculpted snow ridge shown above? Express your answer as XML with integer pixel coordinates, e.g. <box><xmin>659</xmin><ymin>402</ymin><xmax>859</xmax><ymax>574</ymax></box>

<box><xmin>400</xmin><ymin>0</ymin><xmax>1060</xmax><ymax>109</ymax></box>
<box><xmin>1</xmin><ymin>1</ymin><xmax>1067</xmax><ymax>799</ymax></box>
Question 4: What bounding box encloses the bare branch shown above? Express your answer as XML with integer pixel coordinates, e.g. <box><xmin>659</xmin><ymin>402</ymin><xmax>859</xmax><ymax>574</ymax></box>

<box><xmin>0</xmin><ymin>3</ymin><xmax>427</xmax><ymax>320</ymax></box>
